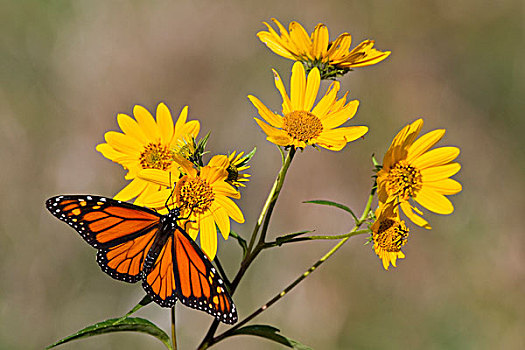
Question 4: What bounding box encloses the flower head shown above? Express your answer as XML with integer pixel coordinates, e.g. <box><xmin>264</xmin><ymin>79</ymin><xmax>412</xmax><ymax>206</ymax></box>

<box><xmin>140</xmin><ymin>157</ymin><xmax>245</xmax><ymax>260</ymax></box>
<box><xmin>96</xmin><ymin>103</ymin><xmax>199</xmax><ymax>205</ymax></box>
<box><xmin>209</xmin><ymin>151</ymin><xmax>252</xmax><ymax>188</ymax></box>
<box><xmin>257</xmin><ymin>18</ymin><xmax>390</xmax><ymax>78</ymax></box>
<box><xmin>249</xmin><ymin>62</ymin><xmax>368</xmax><ymax>150</ymax></box>
<box><xmin>377</xmin><ymin>119</ymin><xmax>462</xmax><ymax>229</ymax></box>
<box><xmin>371</xmin><ymin>203</ymin><xmax>409</xmax><ymax>270</ymax></box>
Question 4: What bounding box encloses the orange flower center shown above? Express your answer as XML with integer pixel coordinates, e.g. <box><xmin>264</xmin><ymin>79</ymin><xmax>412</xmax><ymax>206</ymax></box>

<box><xmin>175</xmin><ymin>175</ymin><xmax>214</xmax><ymax>214</ymax></box>
<box><xmin>283</xmin><ymin>111</ymin><xmax>323</xmax><ymax>142</ymax></box>
<box><xmin>139</xmin><ymin>142</ymin><xmax>173</xmax><ymax>170</ymax></box>
<box><xmin>374</xmin><ymin>218</ymin><xmax>409</xmax><ymax>252</ymax></box>
<box><xmin>386</xmin><ymin>161</ymin><xmax>423</xmax><ymax>200</ymax></box>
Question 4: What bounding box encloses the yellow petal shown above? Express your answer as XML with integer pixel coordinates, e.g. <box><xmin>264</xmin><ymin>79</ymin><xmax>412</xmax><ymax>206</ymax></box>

<box><xmin>212</xmin><ymin>180</ymin><xmax>240</xmax><ymax>199</ymax></box>
<box><xmin>254</xmin><ymin>118</ymin><xmax>291</xmax><ymax>144</ymax></box>
<box><xmin>208</xmin><ymin>154</ymin><xmax>229</xmax><ymax>169</ymax></box>
<box><xmin>138</xmin><ymin>169</ymin><xmax>171</xmax><ymax>186</ymax></box>
<box><xmin>400</xmin><ymin>201</ymin><xmax>431</xmax><ymax>229</ymax></box>
<box><xmin>421</xmin><ymin>163</ymin><xmax>461</xmax><ymax>182</ymax></box>
<box><xmin>143</xmin><ymin>188</ymin><xmax>172</xmax><ymax>209</ymax></box>
<box><xmin>257</xmin><ymin>31</ymin><xmax>296</xmax><ymax>60</ymax></box>
<box><xmin>96</xmin><ymin>143</ymin><xmax>128</xmax><ymax>162</ymax></box>
<box><xmin>311</xmin><ymin>81</ymin><xmax>339</xmax><ymax>119</ymax></box>
<box><xmin>304</xmin><ymin>67</ymin><xmax>321</xmax><ymax>112</ymax></box>
<box><xmin>407</xmin><ymin>129</ymin><xmax>445</xmax><ymax>162</ymax></box>
<box><xmin>215</xmin><ymin>196</ymin><xmax>245</xmax><ymax>223</ymax></box>
<box><xmin>414</xmin><ymin>188</ymin><xmax>454</xmax><ymax>215</ymax></box>
<box><xmin>321</xmin><ymin>100</ymin><xmax>359</xmax><ymax>129</ymax></box>
<box><xmin>174</xmin><ymin>106</ymin><xmax>189</xmax><ymax>133</ymax></box>
<box><xmin>114</xmin><ymin>178</ymin><xmax>147</xmax><ymax>202</ymax></box>
<box><xmin>133</xmin><ymin>105</ymin><xmax>160</xmax><ymax>141</ymax></box>
<box><xmin>211</xmin><ymin>203</ymin><xmax>230</xmax><ymax>240</ymax></box>
<box><xmin>248</xmin><ymin>95</ymin><xmax>283</xmax><ymax>128</ymax></box>
<box><xmin>104</xmin><ymin>131</ymin><xmax>142</xmax><ymax>154</ymax></box>
<box><xmin>201</xmin><ymin>165</ymin><xmax>227</xmax><ymax>185</ymax></box>
<box><xmin>135</xmin><ymin>183</ymin><xmax>161</xmax><ymax>206</ymax></box>
<box><xmin>156</xmin><ymin>103</ymin><xmax>174</xmax><ymax>145</ymax></box>
<box><xmin>290</xmin><ymin>62</ymin><xmax>306</xmax><ymax>110</ymax></box>
<box><xmin>289</xmin><ymin>21</ymin><xmax>312</xmax><ymax>58</ymax></box>
<box><xmin>272</xmin><ymin>69</ymin><xmax>292</xmax><ymax>114</ymax></box>
<box><xmin>312</xmin><ymin>23</ymin><xmax>329</xmax><ymax>59</ymax></box>
<box><xmin>424</xmin><ymin>179</ymin><xmax>462</xmax><ymax>195</ymax></box>
<box><xmin>411</xmin><ymin>147</ymin><xmax>460</xmax><ymax>169</ymax></box>
<box><xmin>199</xmin><ymin>213</ymin><xmax>217</xmax><ymax>260</ymax></box>
<box><xmin>117</xmin><ymin>113</ymin><xmax>148</xmax><ymax>144</ymax></box>
<box><xmin>327</xmin><ymin>34</ymin><xmax>352</xmax><ymax>61</ymax></box>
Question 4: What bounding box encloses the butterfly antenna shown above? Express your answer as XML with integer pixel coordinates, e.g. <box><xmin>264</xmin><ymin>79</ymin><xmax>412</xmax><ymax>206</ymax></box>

<box><xmin>164</xmin><ymin>173</ymin><xmax>176</xmax><ymax>211</ymax></box>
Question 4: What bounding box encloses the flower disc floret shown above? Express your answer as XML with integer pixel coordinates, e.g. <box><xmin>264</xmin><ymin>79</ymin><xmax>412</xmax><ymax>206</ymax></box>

<box><xmin>176</xmin><ymin>175</ymin><xmax>215</xmax><ymax>215</ymax></box>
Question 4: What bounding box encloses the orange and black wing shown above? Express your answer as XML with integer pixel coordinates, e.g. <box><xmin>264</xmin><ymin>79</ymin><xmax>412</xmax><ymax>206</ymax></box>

<box><xmin>174</xmin><ymin>227</ymin><xmax>237</xmax><ymax>324</ymax></box>
<box><xmin>46</xmin><ymin>195</ymin><xmax>161</xmax><ymax>283</ymax></box>
<box><xmin>142</xmin><ymin>226</ymin><xmax>237</xmax><ymax>323</ymax></box>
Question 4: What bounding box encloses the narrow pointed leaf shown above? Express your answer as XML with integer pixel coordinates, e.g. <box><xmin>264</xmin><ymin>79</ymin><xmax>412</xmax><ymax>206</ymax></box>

<box><xmin>304</xmin><ymin>199</ymin><xmax>358</xmax><ymax>222</ymax></box>
<box><xmin>230</xmin><ymin>230</ymin><xmax>248</xmax><ymax>258</ymax></box>
<box><xmin>119</xmin><ymin>295</ymin><xmax>153</xmax><ymax>320</ymax></box>
<box><xmin>275</xmin><ymin>230</ymin><xmax>313</xmax><ymax>246</ymax></box>
<box><xmin>46</xmin><ymin>317</ymin><xmax>172</xmax><ymax>350</ymax></box>
<box><xmin>228</xmin><ymin>325</ymin><xmax>312</xmax><ymax>349</ymax></box>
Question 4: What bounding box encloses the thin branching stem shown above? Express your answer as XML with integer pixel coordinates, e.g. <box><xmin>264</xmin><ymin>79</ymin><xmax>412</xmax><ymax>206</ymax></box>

<box><xmin>208</xmin><ymin>190</ymin><xmax>375</xmax><ymax>347</ymax></box>
<box><xmin>198</xmin><ymin>147</ymin><xmax>297</xmax><ymax>350</ymax></box>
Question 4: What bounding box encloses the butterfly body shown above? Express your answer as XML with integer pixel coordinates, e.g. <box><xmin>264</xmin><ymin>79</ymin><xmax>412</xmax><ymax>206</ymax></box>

<box><xmin>46</xmin><ymin>195</ymin><xmax>237</xmax><ymax>324</ymax></box>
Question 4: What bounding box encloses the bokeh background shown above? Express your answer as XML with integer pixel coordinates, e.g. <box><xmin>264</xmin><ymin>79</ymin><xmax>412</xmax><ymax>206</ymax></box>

<box><xmin>2</xmin><ymin>0</ymin><xmax>524</xmax><ymax>349</ymax></box>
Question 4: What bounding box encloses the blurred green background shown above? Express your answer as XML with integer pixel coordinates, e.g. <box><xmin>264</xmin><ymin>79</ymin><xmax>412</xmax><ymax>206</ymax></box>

<box><xmin>2</xmin><ymin>0</ymin><xmax>524</xmax><ymax>349</ymax></box>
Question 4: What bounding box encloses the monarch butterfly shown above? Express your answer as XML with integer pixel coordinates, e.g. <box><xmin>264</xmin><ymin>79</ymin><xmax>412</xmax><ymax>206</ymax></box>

<box><xmin>45</xmin><ymin>195</ymin><xmax>237</xmax><ymax>324</ymax></box>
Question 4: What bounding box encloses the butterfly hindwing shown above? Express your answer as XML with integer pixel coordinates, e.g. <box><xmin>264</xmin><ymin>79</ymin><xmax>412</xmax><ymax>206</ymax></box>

<box><xmin>172</xmin><ymin>227</ymin><xmax>238</xmax><ymax>324</ymax></box>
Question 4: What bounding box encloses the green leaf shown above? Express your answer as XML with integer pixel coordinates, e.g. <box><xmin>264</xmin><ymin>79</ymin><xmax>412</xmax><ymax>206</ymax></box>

<box><xmin>46</xmin><ymin>317</ymin><xmax>172</xmax><ymax>350</ymax></box>
<box><xmin>304</xmin><ymin>199</ymin><xmax>359</xmax><ymax>223</ymax></box>
<box><xmin>228</xmin><ymin>325</ymin><xmax>312</xmax><ymax>349</ymax></box>
<box><xmin>230</xmin><ymin>230</ymin><xmax>248</xmax><ymax>258</ymax></box>
<box><xmin>275</xmin><ymin>230</ymin><xmax>313</xmax><ymax>246</ymax></box>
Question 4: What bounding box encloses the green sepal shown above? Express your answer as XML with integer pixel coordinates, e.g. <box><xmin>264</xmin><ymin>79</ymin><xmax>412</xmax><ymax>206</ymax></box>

<box><xmin>236</xmin><ymin>147</ymin><xmax>257</xmax><ymax>167</ymax></box>
<box><xmin>304</xmin><ymin>199</ymin><xmax>359</xmax><ymax>223</ymax></box>
<box><xmin>226</xmin><ymin>325</ymin><xmax>312</xmax><ymax>349</ymax></box>
<box><xmin>45</xmin><ymin>317</ymin><xmax>172</xmax><ymax>350</ymax></box>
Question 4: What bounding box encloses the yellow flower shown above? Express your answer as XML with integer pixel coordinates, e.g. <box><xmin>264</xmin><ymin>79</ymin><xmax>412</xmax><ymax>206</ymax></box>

<box><xmin>257</xmin><ymin>18</ymin><xmax>390</xmax><ymax>77</ymax></box>
<box><xmin>371</xmin><ymin>203</ymin><xmax>409</xmax><ymax>270</ymax></box>
<box><xmin>96</xmin><ymin>103</ymin><xmax>199</xmax><ymax>205</ymax></box>
<box><xmin>140</xmin><ymin>157</ymin><xmax>245</xmax><ymax>260</ymax></box>
<box><xmin>249</xmin><ymin>62</ymin><xmax>368</xmax><ymax>150</ymax></box>
<box><xmin>208</xmin><ymin>151</ymin><xmax>252</xmax><ymax>188</ymax></box>
<box><xmin>377</xmin><ymin>119</ymin><xmax>462</xmax><ymax>229</ymax></box>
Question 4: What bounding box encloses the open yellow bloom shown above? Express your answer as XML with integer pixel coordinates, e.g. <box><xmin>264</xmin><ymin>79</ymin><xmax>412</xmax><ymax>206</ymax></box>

<box><xmin>140</xmin><ymin>157</ymin><xmax>245</xmax><ymax>260</ymax></box>
<box><xmin>258</xmin><ymin>18</ymin><xmax>390</xmax><ymax>76</ymax></box>
<box><xmin>208</xmin><ymin>151</ymin><xmax>251</xmax><ymax>188</ymax></box>
<box><xmin>96</xmin><ymin>103</ymin><xmax>199</xmax><ymax>205</ymax></box>
<box><xmin>377</xmin><ymin>119</ymin><xmax>462</xmax><ymax>229</ymax></box>
<box><xmin>249</xmin><ymin>62</ymin><xmax>368</xmax><ymax>150</ymax></box>
<box><xmin>371</xmin><ymin>203</ymin><xmax>409</xmax><ymax>270</ymax></box>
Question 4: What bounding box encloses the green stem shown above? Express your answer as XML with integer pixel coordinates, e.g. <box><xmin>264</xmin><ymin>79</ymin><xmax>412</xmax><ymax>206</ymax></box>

<box><xmin>198</xmin><ymin>147</ymin><xmax>297</xmax><ymax>350</ymax></box>
<box><xmin>171</xmin><ymin>306</ymin><xmax>177</xmax><ymax>350</ymax></box>
<box><xmin>209</xmin><ymin>191</ymin><xmax>375</xmax><ymax>348</ymax></box>
<box><xmin>264</xmin><ymin>229</ymin><xmax>371</xmax><ymax>248</ymax></box>
<box><xmin>247</xmin><ymin>147</ymin><xmax>296</xmax><ymax>253</ymax></box>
